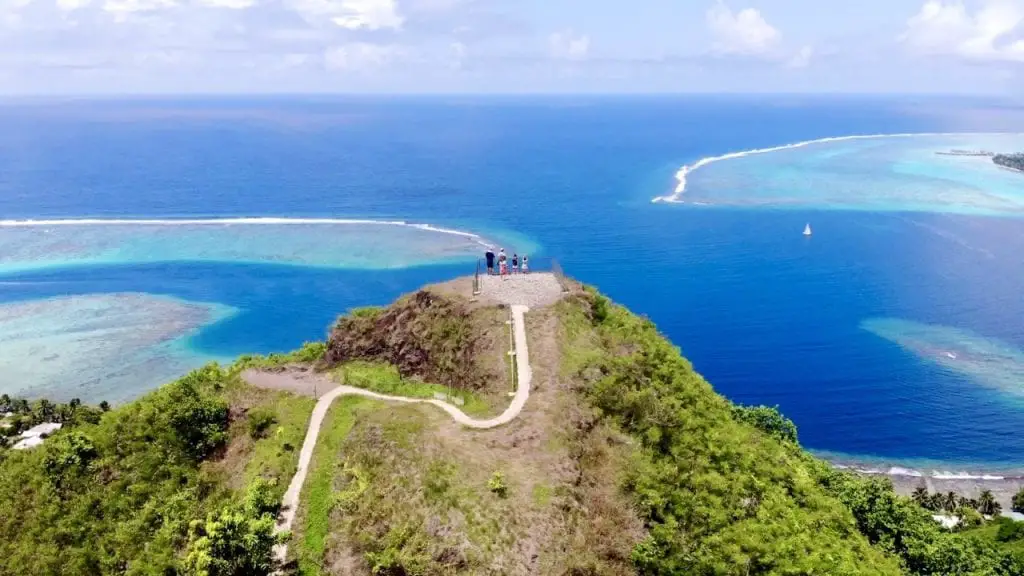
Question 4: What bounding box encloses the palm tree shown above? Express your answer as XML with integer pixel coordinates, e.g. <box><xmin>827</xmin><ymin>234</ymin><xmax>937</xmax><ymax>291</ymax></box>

<box><xmin>977</xmin><ymin>489</ymin><xmax>1002</xmax><ymax>516</ymax></box>
<box><xmin>1012</xmin><ymin>487</ymin><xmax>1024</xmax><ymax>514</ymax></box>
<box><xmin>912</xmin><ymin>485</ymin><xmax>930</xmax><ymax>507</ymax></box>
<box><xmin>944</xmin><ymin>491</ymin><xmax>959</xmax><ymax>513</ymax></box>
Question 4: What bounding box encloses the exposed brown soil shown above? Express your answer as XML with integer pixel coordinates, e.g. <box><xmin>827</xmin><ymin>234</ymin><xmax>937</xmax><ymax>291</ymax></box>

<box><xmin>312</xmin><ymin>304</ymin><xmax>641</xmax><ymax>576</ymax></box>
<box><xmin>263</xmin><ymin>278</ymin><xmax>640</xmax><ymax>575</ymax></box>
<box><xmin>325</xmin><ymin>290</ymin><xmax>495</xmax><ymax>392</ymax></box>
<box><xmin>242</xmin><ymin>367</ymin><xmax>335</xmax><ymax>398</ymax></box>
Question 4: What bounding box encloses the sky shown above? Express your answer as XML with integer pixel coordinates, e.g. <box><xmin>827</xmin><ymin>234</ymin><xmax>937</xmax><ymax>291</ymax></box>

<box><xmin>2</xmin><ymin>0</ymin><xmax>1024</xmax><ymax>94</ymax></box>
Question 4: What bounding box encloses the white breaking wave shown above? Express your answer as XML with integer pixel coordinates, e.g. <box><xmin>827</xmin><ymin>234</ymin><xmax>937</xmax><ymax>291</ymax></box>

<box><xmin>931</xmin><ymin>471</ymin><xmax>1006</xmax><ymax>481</ymax></box>
<box><xmin>888</xmin><ymin>466</ymin><xmax>924</xmax><ymax>478</ymax></box>
<box><xmin>0</xmin><ymin>217</ymin><xmax>495</xmax><ymax>248</ymax></box>
<box><xmin>651</xmin><ymin>132</ymin><xmax>1016</xmax><ymax>204</ymax></box>
<box><xmin>833</xmin><ymin>463</ymin><xmax>1013</xmax><ymax>481</ymax></box>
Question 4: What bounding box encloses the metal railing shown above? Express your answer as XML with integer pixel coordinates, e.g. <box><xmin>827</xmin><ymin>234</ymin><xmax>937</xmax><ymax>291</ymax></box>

<box><xmin>506</xmin><ymin>307</ymin><xmax>518</xmax><ymax>395</ymax></box>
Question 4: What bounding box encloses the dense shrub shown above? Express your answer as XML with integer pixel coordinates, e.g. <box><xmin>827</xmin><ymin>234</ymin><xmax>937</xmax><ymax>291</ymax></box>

<box><xmin>183</xmin><ymin>479</ymin><xmax>283</xmax><ymax>576</ymax></box>
<box><xmin>0</xmin><ymin>364</ymin><xmax>238</xmax><ymax>574</ymax></box>
<box><xmin>161</xmin><ymin>370</ymin><xmax>231</xmax><ymax>461</ymax></box>
<box><xmin>247</xmin><ymin>408</ymin><xmax>277</xmax><ymax>440</ymax></box>
<box><xmin>565</xmin><ymin>291</ymin><xmax>1024</xmax><ymax>576</ymax></box>
<box><xmin>996</xmin><ymin>517</ymin><xmax>1024</xmax><ymax>543</ymax></box>
<box><xmin>564</xmin><ymin>293</ymin><xmax>900</xmax><ymax>575</ymax></box>
<box><xmin>731</xmin><ymin>404</ymin><xmax>799</xmax><ymax>444</ymax></box>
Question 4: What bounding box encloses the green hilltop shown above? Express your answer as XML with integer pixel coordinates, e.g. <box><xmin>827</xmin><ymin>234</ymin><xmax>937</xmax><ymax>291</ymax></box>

<box><xmin>0</xmin><ymin>279</ymin><xmax>1022</xmax><ymax>575</ymax></box>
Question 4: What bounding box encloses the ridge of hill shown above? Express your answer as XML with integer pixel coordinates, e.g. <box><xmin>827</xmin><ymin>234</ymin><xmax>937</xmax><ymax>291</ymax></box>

<box><xmin>0</xmin><ymin>278</ymin><xmax>1022</xmax><ymax>575</ymax></box>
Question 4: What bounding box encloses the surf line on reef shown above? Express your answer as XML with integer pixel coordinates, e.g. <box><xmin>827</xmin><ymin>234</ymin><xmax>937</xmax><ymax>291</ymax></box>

<box><xmin>651</xmin><ymin>131</ymin><xmax>1022</xmax><ymax>204</ymax></box>
<box><xmin>0</xmin><ymin>217</ymin><xmax>497</xmax><ymax>249</ymax></box>
<box><xmin>831</xmin><ymin>463</ymin><xmax>1021</xmax><ymax>482</ymax></box>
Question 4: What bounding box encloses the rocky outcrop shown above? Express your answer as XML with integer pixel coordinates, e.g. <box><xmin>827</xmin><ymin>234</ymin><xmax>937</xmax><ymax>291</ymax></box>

<box><xmin>325</xmin><ymin>290</ymin><xmax>488</xmax><ymax>391</ymax></box>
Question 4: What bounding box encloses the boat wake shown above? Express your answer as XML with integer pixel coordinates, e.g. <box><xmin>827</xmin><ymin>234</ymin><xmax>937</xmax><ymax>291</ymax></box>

<box><xmin>651</xmin><ymin>132</ymin><xmax>1009</xmax><ymax>204</ymax></box>
<box><xmin>0</xmin><ymin>217</ymin><xmax>495</xmax><ymax>248</ymax></box>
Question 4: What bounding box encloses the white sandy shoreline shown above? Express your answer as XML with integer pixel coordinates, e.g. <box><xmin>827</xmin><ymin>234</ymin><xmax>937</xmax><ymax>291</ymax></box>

<box><xmin>830</xmin><ymin>460</ymin><xmax>1024</xmax><ymax>511</ymax></box>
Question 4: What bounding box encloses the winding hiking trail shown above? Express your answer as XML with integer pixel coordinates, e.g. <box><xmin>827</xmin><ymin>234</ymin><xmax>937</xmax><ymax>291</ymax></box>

<box><xmin>267</xmin><ymin>304</ymin><xmax>533</xmax><ymax>566</ymax></box>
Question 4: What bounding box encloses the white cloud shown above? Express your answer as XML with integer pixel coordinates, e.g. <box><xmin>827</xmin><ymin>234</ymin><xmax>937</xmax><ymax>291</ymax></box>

<box><xmin>102</xmin><ymin>0</ymin><xmax>175</xmax><ymax>19</ymax></box>
<box><xmin>449</xmin><ymin>40</ymin><xmax>465</xmax><ymax>68</ymax></box>
<box><xmin>901</xmin><ymin>0</ymin><xmax>1024</xmax><ymax>62</ymax></box>
<box><xmin>281</xmin><ymin>53</ymin><xmax>311</xmax><ymax>67</ymax></box>
<box><xmin>549</xmin><ymin>29</ymin><xmax>589</xmax><ymax>60</ymax></box>
<box><xmin>196</xmin><ymin>0</ymin><xmax>255</xmax><ymax>9</ymax></box>
<box><xmin>57</xmin><ymin>0</ymin><xmax>93</xmax><ymax>11</ymax></box>
<box><xmin>289</xmin><ymin>0</ymin><xmax>402</xmax><ymax>30</ymax></box>
<box><xmin>706</xmin><ymin>1</ymin><xmax>780</xmax><ymax>55</ymax></box>
<box><xmin>323</xmin><ymin>42</ymin><xmax>401</xmax><ymax>70</ymax></box>
<box><xmin>788</xmin><ymin>45</ymin><xmax>813</xmax><ymax>68</ymax></box>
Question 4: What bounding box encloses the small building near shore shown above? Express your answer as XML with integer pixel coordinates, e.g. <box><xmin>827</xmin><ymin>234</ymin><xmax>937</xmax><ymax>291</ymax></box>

<box><xmin>12</xmin><ymin>422</ymin><xmax>62</xmax><ymax>450</ymax></box>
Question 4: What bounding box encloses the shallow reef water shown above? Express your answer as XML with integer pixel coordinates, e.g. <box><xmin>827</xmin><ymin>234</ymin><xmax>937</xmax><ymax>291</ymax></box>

<box><xmin>861</xmin><ymin>317</ymin><xmax>1024</xmax><ymax>400</ymax></box>
<box><xmin>0</xmin><ymin>293</ymin><xmax>233</xmax><ymax>402</ymax></box>
<box><xmin>661</xmin><ymin>134</ymin><xmax>1024</xmax><ymax>215</ymax></box>
<box><xmin>0</xmin><ymin>219</ymin><xmax>505</xmax><ymax>274</ymax></box>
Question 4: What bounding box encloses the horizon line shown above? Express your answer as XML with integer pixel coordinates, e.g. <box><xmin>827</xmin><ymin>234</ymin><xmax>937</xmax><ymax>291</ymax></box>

<box><xmin>0</xmin><ymin>92</ymin><xmax>1020</xmax><ymax>102</ymax></box>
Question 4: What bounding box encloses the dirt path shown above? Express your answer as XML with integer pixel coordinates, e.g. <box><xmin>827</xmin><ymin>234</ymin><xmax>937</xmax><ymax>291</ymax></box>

<box><xmin>268</xmin><ymin>304</ymin><xmax>533</xmax><ymax>567</ymax></box>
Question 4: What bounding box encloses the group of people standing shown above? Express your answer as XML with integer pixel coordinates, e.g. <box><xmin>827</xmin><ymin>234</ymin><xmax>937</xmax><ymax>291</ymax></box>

<box><xmin>485</xmin><ymin>248</ymin><xmax>528</xmax><ymax>276</ymax></box>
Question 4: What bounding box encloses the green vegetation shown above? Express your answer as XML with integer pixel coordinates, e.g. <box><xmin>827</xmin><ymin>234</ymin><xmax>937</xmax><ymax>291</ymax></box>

<box><xmin>996</xmin><ymin>518</ymin><xmax>1024</xmax><ymax>545</ymax></box>
<box><xmin>487</xmin><ymin>471</ymin><xmax>508</xmax><ymax>498</ymax></box>
<box><xmin>1014</xmin><ymin>488</ymin><xmax>1024</xmax><ymax>514</ymax></box>
<box><xmin>0</xmin><ymin>362</ymin><xmax>314</xmax><ymax>575</ymax></box>
<box><xmin>234</xmin><ymin>341</ymin><xmax>327</xmax><ymax>371</ymax></box>
<box><xmin>730</xmin><ymin>404</ymin><xmax>798</xmax><ymax>444</ymax></box>
<box><xmin>993</xmin><ymin>153</ymin><xmax>1024</xmax><ymax>172</ymax></box>
<box><xmin>817</xmin><ymin>472</ymin><xmax>1024</xmax><ymax>574</ymax></box>
<box><xmin>247</xmin><ymin>407</ymin><xmax>278</xmax><ymax>440</ymax></box>
<box><xmin>559</xmin><ymin>288</ymin><xmax>1024</xmax><ymax>575</ymax></box>
<box><xmin>183</xmin><ymin>478</ymin><xmax>286</xmax><ymax>576</ymax></box>
<box><xmin>5</xmin><ymin>282</ymin><xmax>1024</xmax><ymax>576</ymax></box>
<box><xmin>0</xmin><ymin>393</ymin><xmax>108</xmax><ymax>448</ymax></box>
<box><xmin>337</xmin><ymin>361</ymin><xmax>491</xmax><ymax>416</ymax></box>
<box><xmin>292</xmin><ymin>397</ymin><xmax>368</xmax><ymax>575</ymax></box>
<box><xmin>559</xmin><ymin>290</ymin><xmax>901</xmax><ymax>574</ymax></box>
<box><xmin>326</xmin><ymin>290</ymin><xmax>490</xmax><ymax>391</ymax></box>
<box><xmin>960</xmin><ymin>517</ymin><xmax>1024</xmax><ymax>557</ymax></box>
<box><xmin>298</xmin><ymin>403</ymin><xmax>525</xmax><ymax>575</ymax></box>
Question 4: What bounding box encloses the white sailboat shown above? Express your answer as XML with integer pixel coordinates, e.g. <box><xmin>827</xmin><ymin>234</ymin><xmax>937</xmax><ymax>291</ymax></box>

<box><xmin>803</xmin><ymin>223</ymin><xmax>812</xmax><ymax>236</ymax></box>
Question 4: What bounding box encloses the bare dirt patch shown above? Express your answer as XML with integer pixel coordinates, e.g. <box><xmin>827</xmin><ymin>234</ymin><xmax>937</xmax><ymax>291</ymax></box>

<box><xmin>242</xmin><ymin>366</ymin><xmax>336</xmax><ymax>398</ymax></box>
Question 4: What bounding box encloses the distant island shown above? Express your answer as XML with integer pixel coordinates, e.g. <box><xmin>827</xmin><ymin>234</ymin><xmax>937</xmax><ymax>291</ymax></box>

<box><xmin>993</xmin><ymin>153</ymin><xmax>1024</xmax><ymax>172</ymax></box>
<box><xmin>936</xmin><ymin>149</ymin><xmax>995</xmax><ymax>157</ymax></box>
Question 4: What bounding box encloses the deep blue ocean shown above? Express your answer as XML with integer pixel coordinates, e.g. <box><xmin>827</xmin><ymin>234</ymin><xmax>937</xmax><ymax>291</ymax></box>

<box><xmin>2</xmin><ymin>95</ymin><xmax>1024</xmax><ymax>471</ymax></box>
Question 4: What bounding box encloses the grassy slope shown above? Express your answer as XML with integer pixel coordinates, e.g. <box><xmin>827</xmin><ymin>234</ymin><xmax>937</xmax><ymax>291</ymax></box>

<box><xmin>0</xmin><ymin>363</ymin><xmax>315</xmax><ymax>575</ymax></box>
<box><xmin>294</xmin><ymin>402</ymin><xmax>552</xmax><ymax>575</ymax></box>
<box><xmin>292</xmin><ymin>397</ymin><xmax>372</xmax><ymax>575</ymax></box>
<box><xmin>556</xmin><ymin>291</ymin><xmax>901</xmax><ymax>575</ymax></box>
<box><xmin>205</xmin><ymin>373</ymin><xmax>316</xmax><ymax>492</ymax></box>
<box><xmin>286</xmin><ymin>289</ymin><xmax>901</xmax><ymax>575</ymax></box>
<box><xmin>8</xmin><ymin>284</ymin><xmax>1020</xmax><ymax>575</ymax></box>
<box><xmin>333</xmin><ymin>361</ymin><xmax>495</xmax><ymax>417</ymax></box>
<box><xmin>961</xmin><ymin>518</ymin><xmax>1024</xmax><ymax>554</ymax></box>
<box><xmin>286</xmin><ymin>300</ymin><xmax>642</xmax><ymax>575</ymax></box>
